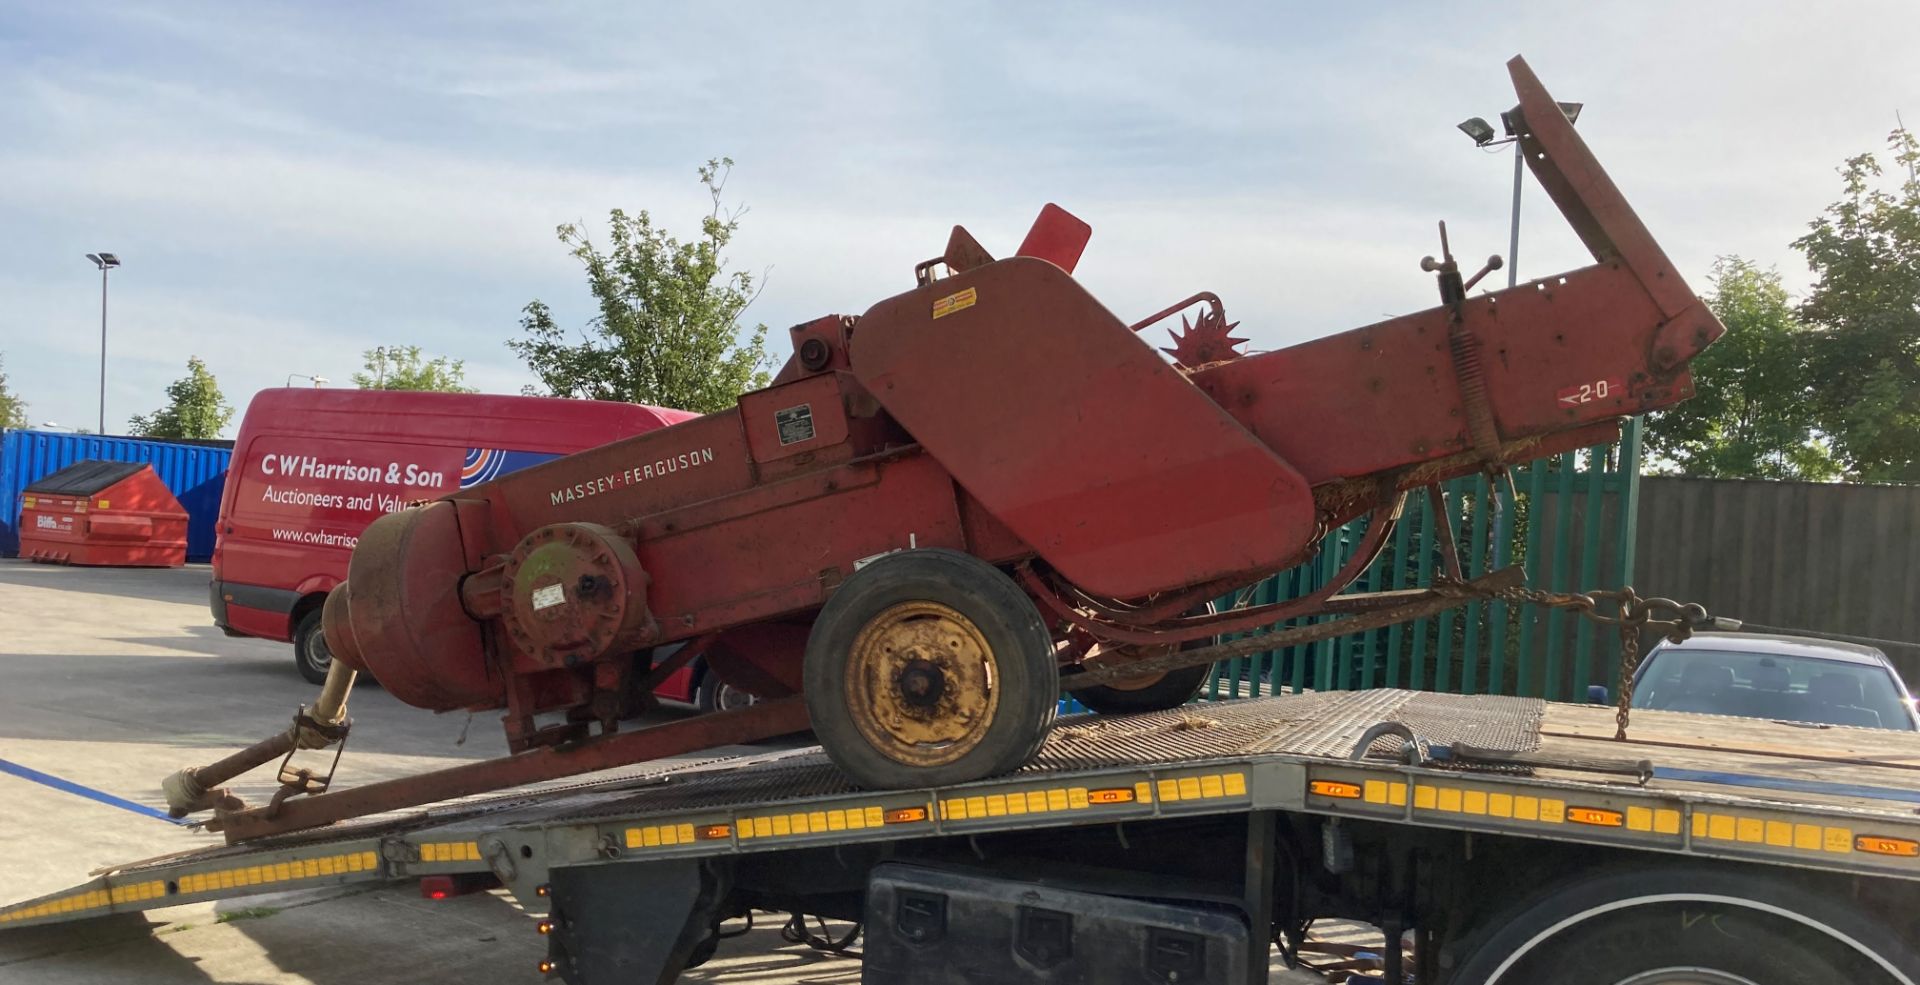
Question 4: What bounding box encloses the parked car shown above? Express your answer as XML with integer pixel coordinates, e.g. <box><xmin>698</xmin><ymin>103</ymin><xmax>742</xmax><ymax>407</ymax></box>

<box><xmin>1602</xmin><ymin>633</ymin><xmax>1920</xmax><ymax>731</ymax></box>
<box><xmin>209</xmin><ymin>387</ymin><xmax>694</xmax><ymax>683</ymax></box>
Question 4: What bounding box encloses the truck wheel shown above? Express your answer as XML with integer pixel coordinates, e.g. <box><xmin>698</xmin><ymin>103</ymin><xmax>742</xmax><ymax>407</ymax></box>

<box><xmin>1068</xmin><ymin>603</ymin><xmax>1216</xmax><ymax>715</ymax></box>
<box><xmin>804</xmin><ymin>549</ymin><xmax>1057</xmax><ymax>789</ymax></box>
<box><xmin>1443</xmin><ymin>863</ymin><xmax>1920</xmax><ymax>985</ymax></box>
<box><xmin>293</xmin><ymin>609</ymin><xmax>331</xmax><ymax>685</ymax></box>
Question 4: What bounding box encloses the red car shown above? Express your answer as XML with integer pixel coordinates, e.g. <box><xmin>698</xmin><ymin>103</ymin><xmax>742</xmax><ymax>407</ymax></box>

<box><xmin>208</xmin><ymin>388</ymin><xmax>735</xmax><ymax>703</ymax></box>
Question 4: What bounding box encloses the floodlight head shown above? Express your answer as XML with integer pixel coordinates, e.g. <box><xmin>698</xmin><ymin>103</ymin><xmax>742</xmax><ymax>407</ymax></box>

<box><xmin>99</xmin><ymin>253</ymin><xmax>120</xmax><ymax>267</ymax></box>
<box><xmin>1457</xmin><ymin>117</ymin><xmax>1497</xmax><ymax>146</ymax></box>
<box><xmin>1556</xmin><ymin>101</ymin><xmax>1583</xmax><ymax>124</ymax></box>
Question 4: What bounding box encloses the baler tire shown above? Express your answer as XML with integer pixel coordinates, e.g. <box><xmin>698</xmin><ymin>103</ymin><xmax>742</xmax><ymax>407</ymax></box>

<box><xmin>804</xmin><ymin>549</ymin><xmax>1057</xmax><ymax>789</ymax></box>
<box><xmin>293</xmin><ymin>609</ymin><xmax>332</xmax><ymax>685</ymax></box>
<box><xmin>1069</xmin><ymin>602</ymin><xmax>1217</xmax><ymax>715</ymax></box>
<box><xmin>1070</xmin><ymin>663</ymin><xmax>1212</xmax><ymax>715</ymax></box>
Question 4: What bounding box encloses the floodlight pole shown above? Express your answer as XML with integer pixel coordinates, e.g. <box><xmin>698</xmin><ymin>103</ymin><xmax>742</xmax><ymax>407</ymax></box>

<box><xmin>1508</xmin><ymin>138</ymin><xmax>1523</xmax><ymax>289</ymax></box>
<box><xmin>97</xmin><ymin>262</ymin><xmax>109</xmax><ymax>434</ymax></box>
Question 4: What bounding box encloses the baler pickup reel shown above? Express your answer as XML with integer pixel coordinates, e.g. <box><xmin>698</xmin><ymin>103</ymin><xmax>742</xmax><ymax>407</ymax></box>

<box><xmin>163</xmin><ymin>56</ymin><xmax>1723</xmax><ymax>843</ymax></box>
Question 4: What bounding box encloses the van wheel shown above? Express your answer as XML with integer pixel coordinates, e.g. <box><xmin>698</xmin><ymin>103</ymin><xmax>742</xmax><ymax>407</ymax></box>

<box><xmin>1441</xmin><ymin>863</ymin><xmax>1920</xmax><ymax>985</ymax></box>
<box><xmin>696</xmin><ymin>673</ymin><xmax>757</xmax><ymax>713</ymax></box>
<box><xmin>293</xmin><ymin>609</ymin><xmax>332</xmax><ymax>685</ymax></box>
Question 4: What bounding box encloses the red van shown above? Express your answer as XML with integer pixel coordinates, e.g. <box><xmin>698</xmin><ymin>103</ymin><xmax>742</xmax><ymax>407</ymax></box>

<box><xmin>209</xmin><ymin>388</ymin><xmax>734</xmax><ymax>701</ymax></box>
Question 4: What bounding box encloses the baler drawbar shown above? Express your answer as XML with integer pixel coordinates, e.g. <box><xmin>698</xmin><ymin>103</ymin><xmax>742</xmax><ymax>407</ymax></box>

<box><xmin>165</xmin><ymin>56</ymin><xmax>1724</xmax><ymax>842</ymax></box>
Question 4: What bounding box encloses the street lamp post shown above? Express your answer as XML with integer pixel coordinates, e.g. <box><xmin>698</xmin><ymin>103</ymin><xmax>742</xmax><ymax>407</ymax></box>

<box><xmin>84</xmin><ymin>253</ymin><xmax>121</xmax><ymax>433</ymax></box>
<box><xmin>1456</xmin><ymin>102</ymin><xmax>1581</xmax><ymax>289</ymax></box>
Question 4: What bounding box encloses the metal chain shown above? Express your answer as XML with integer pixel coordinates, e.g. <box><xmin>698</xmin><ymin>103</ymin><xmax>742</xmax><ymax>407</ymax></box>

<box><xmin>1487</xmin><ymin>581</ymin><xmax>1717</xmax><ymax>741</ymax></box>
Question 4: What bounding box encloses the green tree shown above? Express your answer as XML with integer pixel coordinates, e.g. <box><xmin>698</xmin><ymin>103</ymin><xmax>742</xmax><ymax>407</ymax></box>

<box><xmin>1793</xmin><ymin>126</ymin><xmax>1920</xmax><ymax>482</ymax></box>
<box><xmin>353</xmin><ymin>345</ymin><xmax>474</xmax><ymax>392</ymax></box>
<box><xmin>128</xmin><ymin>357</ymin><xmax>233</xmax><ymax>439</ymax></box>
<box><xmin>0</xmin><ymin>353</ymin><xmax>27</xmax><ymax>429</ymax></box>
<box><xmin>510</xmin><ymin>158</ymin><xmax>771</xmax><ymax>413</ymax></box>
<box><xmin>1643</xmin><ymin>258</ymin><xmax>1838</xmax><ymax>479</ymax></box>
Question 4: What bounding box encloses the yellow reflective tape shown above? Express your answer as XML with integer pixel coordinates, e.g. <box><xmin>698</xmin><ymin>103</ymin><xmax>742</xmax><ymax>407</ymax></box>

<box><xmin>1178</xmin><ymin>777</ymin><xmax>1202</xmax><ymax>800</ymax></box>
<box><xmin>1006</xmin><ymin>793</ymin><xmax>1028</xmax><ymax>815</ymax></box>
<box><xmin>1692</xmin><ymin>812</ymin><xmax>1709</xmax><ymax>838</ymax></box>
<box><xmin>1437</xmin><ymin>788</ymin><xmax>1463</xmax><ymax>813</ymax></box>
<box><xmin>1048</xmin><ymin>789</ymin><xmax>1068</xmax><ymax>811</ymax></box>
<box><xmin>1388</xmin><ymin>782</ymin><xmax>1408</xmax><ymax>807</ymax></box>
<box><xmin>865</xmin><ymin>806</ymin><xmax>885</xmax><ymax>827</ymax></box>
<box><xmin>1514</xmin><ymin>795</ymin><xmax>1538</xmax><ymax>821</ymax></box>
<box><xmin>1539</xmin><ymin>800</ymin><xmax>1566</xmax><ymax>824</ymax></box>
<box><xmin>1463</xmin><ymin>790</ymin><xmax>1488</xmax><ymax>816</ymax></box>
<box><xmin>965</xmin><ymin>798</ymin><xmax>987</xmax><ymax>820</ymax></box>
<box><xmin>676</xmin><ymin>824</ymin><xmax>695</xmax><ymax>844</ymax></box>
<box><xmin>1200</xmin><ymin>775</ymin><xmax>1224</xmax><ymax>799</ymax></box>
<box><xmin>1224</xmin><ymin>773</ymin><xmax>1247</xmax><ymax>797</ymax></box>
<box><xmin>1765</xmin><ymin>821</ymin><xmax>1793</xmax><ymax>848</ymax></box>
<box><xmin>805</xmin><ymin>813</ymin><xmax>826</xmax><ymax>834</ymax></box>
<box><xmin>1736</xmin><ymin>818</ymin><xmax>1764</xmax><ymax>844</ymax></box>
<box><xmin>1794</xmin><ymin>824</ymin><xmax>1822</xmax><ymax>851</ymax></box>
<box><xmin>983</xmin><ymin>795</ymin><xmax>1005</xmax><ymax>818</ymax></box>
<box><xmin>1158</xmin><ymin>779</ymin><xmax>1180</xmax><ymax>803</ymax></box>
<box><xmin>1824</xmin><ymin>827</ymin><xmax>1854</xmax><ymax>853</ymax></box>
<box><xmin>1414</xmin><ymin>785</ymin><xmax>1438</xmax><ymax>810</ymax></box>
<box><xmin>1027</xmin><ymin>790</ymin><xmax>1048</xmax><ymax>812</ymax></box>
<box><xmin>1362</xmin><ymin>780</ymin><xmax>1388</xmax><ymax>804</ymax></box>
<box><xmin>1654</xmin><ymin>809</ymin><xmax>1682</xmax><ymax>835</ymax></box>
<box><xmin>1489</xmin><ymin>792</ymin><xmax>1513</xmax><ymax>818</ymax></box>
<box><xmin>771</xmin><ymin>814</ymin><xmax>791</xmax><ymax>836</ymax></box>
<box><xmin>1069</xmin><ymin>788</ymin><xmax>1090</xmax><ymax>809</ymax></box>
<box><xmin>1626</xmin><ymin>806</ymin><xmax>1653</xmax><ymax>832</ymax></box>
<box><xmin>754</xmin><ymin>817</ymin><xmax>773</xmax><ymax>838</ymax></box>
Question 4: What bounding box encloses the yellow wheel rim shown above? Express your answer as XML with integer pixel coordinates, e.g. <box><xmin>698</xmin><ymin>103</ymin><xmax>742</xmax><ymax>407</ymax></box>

<box><xmin>845</xmin><ymin>601</ymin><xmax>1000</xmax><ymax>767</ymax></box>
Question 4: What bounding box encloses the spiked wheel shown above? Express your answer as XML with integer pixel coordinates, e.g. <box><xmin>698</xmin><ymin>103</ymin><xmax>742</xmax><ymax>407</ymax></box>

<box><xmin>1162</xmin><ymin>307</ymin><xmax>1249</xmax><ymax>368</ymax></box>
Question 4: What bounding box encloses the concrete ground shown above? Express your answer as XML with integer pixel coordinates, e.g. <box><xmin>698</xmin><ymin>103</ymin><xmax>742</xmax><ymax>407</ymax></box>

<box><xmin>0</xmin><ymin>560</ymin><xmax>1351</xmax><ymax>984</ymax></box>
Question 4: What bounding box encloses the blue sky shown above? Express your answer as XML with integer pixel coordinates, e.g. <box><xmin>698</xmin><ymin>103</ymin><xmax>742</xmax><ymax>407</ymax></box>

<box><xmin>2</xmin><ymin>1</ymin><xmax>1916</xmax><ymax>435</ymax></box>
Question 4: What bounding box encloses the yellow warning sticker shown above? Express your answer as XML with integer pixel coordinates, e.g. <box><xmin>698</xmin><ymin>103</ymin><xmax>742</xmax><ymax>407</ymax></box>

<box><xmin>97</xmin><ymin>500</ymin><xmax>110</xmax><ymax>509</ymax></box>
<box><xmin>22</xmin><ymin>497</ymin><xmax>33</xmax><ymax>509</ymax></box>
<box><xmin>932</xmin><ymin>287</ymin><xmax>977</xmax><ymax>320</ymax></box>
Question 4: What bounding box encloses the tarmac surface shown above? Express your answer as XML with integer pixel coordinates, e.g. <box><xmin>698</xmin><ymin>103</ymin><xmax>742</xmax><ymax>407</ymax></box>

<box><xmin>0</xmin><ymin>559</ymin><xmax>1347</xmax><ymax>984</ymax></box>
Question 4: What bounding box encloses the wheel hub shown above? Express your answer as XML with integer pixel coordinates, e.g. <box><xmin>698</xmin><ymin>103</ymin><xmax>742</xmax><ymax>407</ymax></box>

<box><xmin>897</xmin><ymin>659</ymin><xmax>948</xmax><ymax>708</ymax></box>
<box><xmin>845</xmin><ymin>601</ymin><xmax>1000</xmax><ymax>767</ymax></box>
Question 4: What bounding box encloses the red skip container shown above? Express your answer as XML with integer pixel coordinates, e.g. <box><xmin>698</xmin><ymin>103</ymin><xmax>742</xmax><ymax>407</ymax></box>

<box><xmin>19</xmin><ymin>461</ymin><xmax>189</xmax><ymax>567</ymax></box>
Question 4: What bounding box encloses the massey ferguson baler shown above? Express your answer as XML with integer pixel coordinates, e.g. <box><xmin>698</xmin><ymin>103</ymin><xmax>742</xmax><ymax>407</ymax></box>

<box><xmin>165</xmin><ymin>58</ymin><xmax>1725</xmax><ymax>843</ymax></box>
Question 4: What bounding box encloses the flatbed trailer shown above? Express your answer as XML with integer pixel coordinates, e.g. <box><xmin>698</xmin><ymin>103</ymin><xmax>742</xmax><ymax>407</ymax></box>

<box><xmin>6</xmin><ymin>690</ymin><xmax>1920</xmax><ymax>984</ymax></box>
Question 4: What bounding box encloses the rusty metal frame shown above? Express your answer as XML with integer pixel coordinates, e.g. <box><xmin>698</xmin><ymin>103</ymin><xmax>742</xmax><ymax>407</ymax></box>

<box><xmin>1020</xmin><ymin>494</ymin><xmax>1407</xmax><ymax>647</ymax></box>
<box><xmin>209</xmin><ymin>698</ymin><xmax>813</xmax><ymax>842</ymax></box>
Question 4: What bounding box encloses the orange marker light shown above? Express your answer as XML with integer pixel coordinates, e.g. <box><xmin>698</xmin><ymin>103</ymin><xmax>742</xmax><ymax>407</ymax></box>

<box><xmin>536</xmin><ymin>920</ymin><xmax>554</xmax><ymax>936</ymax></box>
<box><xmin>535</xmin><ymin>884</ymin><xmax>551</xmax><ymax>897</ymax></box>
<box><xmin>1568</xmin><ymin>807</ymin><xmax>1625</xmax><ymax>827</ymax></box>
<box><xmin>884</xmin><ymin>807</ymin><xmax>929</xmax><ymax>824</ymax></box>
<box><xmin>1088</xmin><ymin>788</ymin><xmax>1135</xmax><ymax>805</ymax></box>
<box><xmin>1856</xmin><ymin>835</ymin><xmax>1920</xmax><ymax>858</ymax></box>
<box><xmin>537</xmin><ymin>959</ymin><xmax>556</xmax><ymax>975</ymax></box>
<box><xmin>698</xmin><ymin>825</ymin><xmax>732</xmax><ymax>840</ymax></box>
<box><xmin>1309</xmin><ymin>781</ymin><xmax>1363</xmax><ymax>800</ymax></box>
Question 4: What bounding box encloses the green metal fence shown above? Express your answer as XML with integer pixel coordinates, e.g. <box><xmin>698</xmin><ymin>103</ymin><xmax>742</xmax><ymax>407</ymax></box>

<box><xmin>1203</xmin><ymin>418</ymin><xmax>1642</xmax><ymax>703</ymax></box>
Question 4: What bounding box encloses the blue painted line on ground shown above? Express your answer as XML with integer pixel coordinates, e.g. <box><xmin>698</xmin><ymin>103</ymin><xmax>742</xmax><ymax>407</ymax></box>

<box><xmin>1653</xmin><ymin>766</ymin><xmax>1920</xmax><ymax>806</ymax></box>
<box><xmin>0</xmin><ymin>757</ymin><xmax>189</xmax><ymax>824</ymax></box>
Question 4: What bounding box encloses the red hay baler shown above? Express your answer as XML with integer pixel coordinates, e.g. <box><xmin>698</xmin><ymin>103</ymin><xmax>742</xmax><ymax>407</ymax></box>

<box><xmin>166</xmin><ymin>58</ymin><xmax>1726</xmax><ymax>842</ymax></box>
